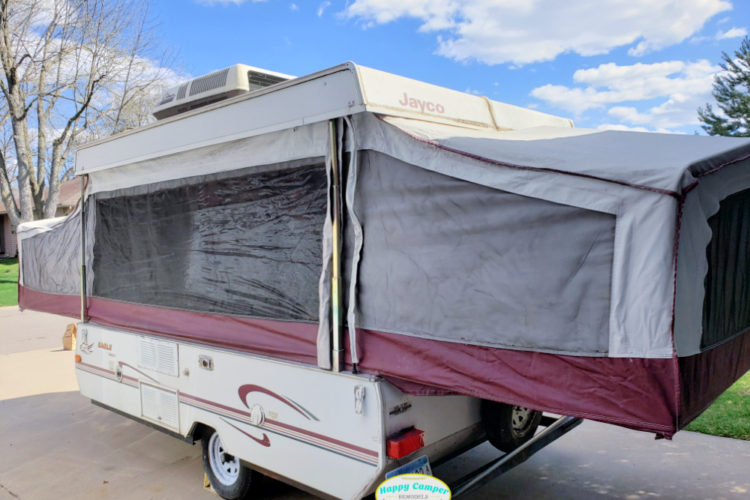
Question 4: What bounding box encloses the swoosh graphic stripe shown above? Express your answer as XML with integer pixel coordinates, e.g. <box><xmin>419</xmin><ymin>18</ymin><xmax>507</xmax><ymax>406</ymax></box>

<box><xmin>283</xmin><ymin>395</ymin><xmax>320</xmax><ymax>421</ymax></box>
<box><xmin>238</xmin><ymin>384</ymin><xmax>317</xmax><ymax>421</ymax></box>
<box><xmin>263</xmin><ymin>422</ymin><xmax>377</xmax><ymax>463</ymax></box>
<box><xmin>182</xmin><ymin>398</ymin><xmax>377</xmax><ymax>464</ymax></box>
<box><xmin>222</xmin><ymin>418</ymin><xmax>271</xmax><ymax>447</ymax></box>
<box><xmin>180</xmin><ymin>392</ymin><xmax>379</xmax><ymax>464</ymax></box>
<box><xmin>225</xmin><ymin>419</ymin><xmax>378</xmax><ymax>466</ymax></box>
<box><xmin>265</xmin><ymin>418</ymin><xmax>379</xmax><ymax>458</ymax></box>
<box><xmin>77</xmin><ymin>362</ymin><xmax>139</xmax><ymax>387</ymax></box>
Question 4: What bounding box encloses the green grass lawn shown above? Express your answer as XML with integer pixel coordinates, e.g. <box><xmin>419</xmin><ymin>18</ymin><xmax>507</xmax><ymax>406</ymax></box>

<box><xmin>0</xmin><ymin>257</ymin><xmax>18</xmax><ymax>306</ymax></box>
<box><xmin>686</xmin><ymin>370</ymin><xmax>750</xmax><ymax>440</ymax></box>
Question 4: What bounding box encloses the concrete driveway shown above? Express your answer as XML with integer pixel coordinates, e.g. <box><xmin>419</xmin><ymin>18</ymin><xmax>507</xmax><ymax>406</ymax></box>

<box><xmin>2</xmin><ymin>306</ymin><xmax>750</xmax><ymax>500</ymax></box>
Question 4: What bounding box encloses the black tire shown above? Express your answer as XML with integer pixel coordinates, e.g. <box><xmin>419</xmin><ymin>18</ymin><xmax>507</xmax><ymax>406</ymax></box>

<box><xmin>202</xmin><ymin>429</ymin><xmax>257</xmax><ymax>500</ymax></box>
<box><xmin>481</xmin><ymin>400</ymin><xmax>542</xmax><ymax>453</ymax></box>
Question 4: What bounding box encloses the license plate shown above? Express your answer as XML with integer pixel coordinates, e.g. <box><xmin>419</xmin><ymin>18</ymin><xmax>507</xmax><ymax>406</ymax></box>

<box><xmin>385</xmin><ymin>455</ymin><xmax>432</xmax><ymax>479</ymax></box>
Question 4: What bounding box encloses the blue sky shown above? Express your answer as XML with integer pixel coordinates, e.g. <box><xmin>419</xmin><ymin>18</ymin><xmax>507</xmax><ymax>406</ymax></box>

<box><xmin>149</xmin><ymin>0</ymin><xmax>750</xmax><ymax>134</ymax></box>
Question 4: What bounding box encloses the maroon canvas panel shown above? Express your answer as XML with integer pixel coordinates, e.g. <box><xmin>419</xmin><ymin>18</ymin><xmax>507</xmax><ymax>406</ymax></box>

<box><xmin>678</xmin><ymin>329</ymin><xmax>750</xmax><ymax>427</ymax></box>
<box><xmin>18</xmin><ymin>285</ymin><xmax>80</xmax><ymax>318</ymax></box>
<box><xmin>86</xmin><ymin>297</ymin><xmax>318</xmax><ymax>365</ymax></box>
<box><xmin>18</xmin><ymin>286</ymin><xmax>318</xmax><ymax>365</ymax></box>
<box><xmin>347</xmin><ymin>329</ymin><xmax>680</xmax><ymax>436</ymax></box>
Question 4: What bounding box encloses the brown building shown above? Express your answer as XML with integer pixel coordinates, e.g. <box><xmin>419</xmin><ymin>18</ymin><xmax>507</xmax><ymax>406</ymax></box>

<box><xmin>0</xmin><ymin>179</ymin><xmax>80</xmax><ymax>258</ymax></box>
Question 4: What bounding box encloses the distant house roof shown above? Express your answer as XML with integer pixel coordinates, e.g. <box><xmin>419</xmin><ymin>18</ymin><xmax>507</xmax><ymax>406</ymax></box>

<box><xmin>0</xmin><ymin>178</ymin><xmax>80</xmax><ymax>215</ymax></box>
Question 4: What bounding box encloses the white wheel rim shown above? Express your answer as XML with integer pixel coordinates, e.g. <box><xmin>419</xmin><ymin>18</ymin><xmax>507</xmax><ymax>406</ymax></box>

<box><xmin>511</xmin><ymin>406</ymin><xmax>533</xmax><ymax>436</ymax></box>
<box><xmin>208</xmin><ymin>433</ymin><xmax>240</xmax><ymax>486</ymax></box>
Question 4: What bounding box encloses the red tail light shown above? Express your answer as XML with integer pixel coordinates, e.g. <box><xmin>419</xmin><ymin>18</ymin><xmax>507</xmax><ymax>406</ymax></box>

<box><xmin>386</xmin><ymin>428</ymin><xmax>424</xmax><ymax>459</ymax></box>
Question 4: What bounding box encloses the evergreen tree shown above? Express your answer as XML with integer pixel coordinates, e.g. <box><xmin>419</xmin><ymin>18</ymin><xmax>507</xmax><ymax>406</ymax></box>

<box><xmin>698</xmin><ymin>36</ymin><xmax>750</xmax><ymax>137</ymax></box>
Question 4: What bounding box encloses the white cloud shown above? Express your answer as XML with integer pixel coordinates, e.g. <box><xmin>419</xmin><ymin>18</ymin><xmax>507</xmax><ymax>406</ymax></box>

<box><xmin>531</xmin><ymin>85</ymin><xmax>617</xmax><ymax>114</ymax></box>
<box><xmin>318</xmin><ymin>1</ymin><xmax>331</xmax><ymax>17</ymax></box>
<box><xmin>531</xmin><ymin>60</ymin><xmax>720</xmax><ymax>131</ymax></box>
<box><xmin>290</xmin><ymin>3</ymin><xmax>299</xmax><ymax>11</ymax></box>
<box><xmin>344</xmin><ymin>0</ymin><xmax>731</xmax><ymax>65</ymax></box>
<box><xmin>716</xmin><ymin>27</ymin><xmax>747</xmax><ymax>39</ymax></box>
<box><xmin>607</xmin><ymin>106</ymin><xmax>653</xmax><ymax>124</ymax></box>
<box><xmin>596</xmin><ymin>124</ymin><xmax>652</xmax><ymax>133</ymax></box>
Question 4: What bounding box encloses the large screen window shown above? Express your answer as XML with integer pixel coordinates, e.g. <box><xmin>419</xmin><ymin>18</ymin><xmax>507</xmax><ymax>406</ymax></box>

<box><xmin>92</xmin><ymin>164</ymin><xmax>326</xmax><ymax>322</ymax></box>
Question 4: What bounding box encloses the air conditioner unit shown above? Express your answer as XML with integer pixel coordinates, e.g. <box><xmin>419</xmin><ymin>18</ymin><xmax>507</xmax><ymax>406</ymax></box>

<box><xmin>153</xmin><ymin>64</ymin><xmax>295</xmax><ymax>120</ymax></box>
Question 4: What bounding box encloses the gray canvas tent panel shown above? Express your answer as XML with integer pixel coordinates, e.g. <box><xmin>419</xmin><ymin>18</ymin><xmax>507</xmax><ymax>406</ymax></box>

<box><xmin>19</xmin><ymin>207</ymin><xmax>95</xmax><ymax>297</ymax></box>
<box><xmin>351</xmin><ymin>151</ymin><xmax>616</xmax><ymax>355</ymax></box>
<box><xmin>20</xmin><ymin>214</ymin><xmax>82</xmax><ymax>295</ymax></box>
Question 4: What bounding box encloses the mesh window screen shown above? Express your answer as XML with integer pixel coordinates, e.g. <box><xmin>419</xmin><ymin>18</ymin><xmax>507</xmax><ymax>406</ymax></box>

<box><xmin>92</xmin><ymin>164</ymin><xmax>327</xmax><ymax>322</ymax></box>
<box><xmin>702</xmin><ymin>188</ymin><xmax>750</xmax><ymax>349</ymax></box>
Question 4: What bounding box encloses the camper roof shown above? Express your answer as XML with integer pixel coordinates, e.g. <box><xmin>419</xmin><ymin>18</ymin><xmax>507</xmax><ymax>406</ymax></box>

<box><xmin>75</xmin><ymin>62</ymin><xmax>572</xmax><ymax>174</ymax></box>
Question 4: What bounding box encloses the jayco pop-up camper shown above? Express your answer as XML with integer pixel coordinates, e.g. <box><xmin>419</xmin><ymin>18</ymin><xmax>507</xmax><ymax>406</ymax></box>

<box><xmin>17</xmin><ymin>62</ymin><xmax>750</xmax><ymax>499</ymax></box>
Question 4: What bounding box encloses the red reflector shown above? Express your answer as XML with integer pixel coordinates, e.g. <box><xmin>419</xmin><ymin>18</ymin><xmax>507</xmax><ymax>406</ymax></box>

<box><xmin>387</xmin><ymin>428</ymin><xmax>424</xmax><ymax>459</ymax></box>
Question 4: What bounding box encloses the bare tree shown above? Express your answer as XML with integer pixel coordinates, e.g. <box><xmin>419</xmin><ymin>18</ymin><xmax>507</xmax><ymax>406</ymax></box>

<box><xmin>0</xmin><ymin>0</ymin><xmax>177</xmax><ymax>227</ymax></box>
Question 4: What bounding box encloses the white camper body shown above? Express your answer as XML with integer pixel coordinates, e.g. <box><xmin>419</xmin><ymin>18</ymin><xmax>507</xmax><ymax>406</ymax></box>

<box><xmin>76</xmin><ymin>324</ymin><xmax>482</xmax><ymax>499</ymax></box>
<box><xmin>53</xmin><ymin>63</ymin><xmax>573</xmax><ymax>499</ymax></box>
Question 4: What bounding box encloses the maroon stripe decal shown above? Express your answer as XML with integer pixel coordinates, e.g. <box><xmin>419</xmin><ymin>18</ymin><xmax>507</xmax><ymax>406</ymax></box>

<box><xmin>223</xmin><ymin>419</ymin><xmax>271</xmax><ymax>447</ymax></box>
<box><xmin>238</xmin><ymin>384</ymin><xmax>317</xmax><ymax>421</ymax></box>
<box><xmin>77</xmin><ymin>361</ymin><xmax>113</xmax><ymax>375</ymax></box>
<box><xmin>265</xmin><ymin>418</ymin><xmax>379</xmax><ymax>458</ymax></box>
<box><xmin>76</xmin><ymin>361</ymin><xmax>138</xmax><ymax>387</ymax></box>
<box><xmin>181</xmin><ymin>392</ymin><xmax>253</xmax><ymax>419</ymax></box>
<box><xmin>118</xmin><ymin>361</ymin><xmax>159</xmax><ymax>383</ymax></box>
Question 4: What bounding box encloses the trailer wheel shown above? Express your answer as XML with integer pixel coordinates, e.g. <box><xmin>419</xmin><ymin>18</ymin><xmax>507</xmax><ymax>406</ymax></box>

<box><xmin>481</xmin><ymin>400</ymin><xmax>542</xmax><ymax>453</ymax></box>
<box><xmin>202</xmin><ymin>430</ymin><xmax>257</xmax><ymax>499</ymax></box>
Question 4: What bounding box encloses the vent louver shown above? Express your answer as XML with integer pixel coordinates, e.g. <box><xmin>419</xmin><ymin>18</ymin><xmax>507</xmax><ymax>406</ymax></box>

<box><xmin>248</xmin><ymin>70</ymin><xmax>287</xmax><ymax>91</ymax></box>
<box><xmin>176</xmin><ymin>83</ymin><xmax>188</xmax><ymax>100</ymax></box>
<box><xmin>189</xmin><ymin>68</ymin><xmax>231</xmax><ymax>96</ymax></box>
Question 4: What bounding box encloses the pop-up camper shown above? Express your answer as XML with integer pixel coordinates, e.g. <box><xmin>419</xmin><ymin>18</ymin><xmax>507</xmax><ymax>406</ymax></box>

<box><xmin>17</xmin><ymin>63</ymin><xmax>750</xmax><ymax>499</ymax></box>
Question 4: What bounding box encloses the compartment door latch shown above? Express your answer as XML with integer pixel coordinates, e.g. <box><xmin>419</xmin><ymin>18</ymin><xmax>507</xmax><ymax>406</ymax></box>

<box><xmin>354</xmin><ymin>385</ymin><xmax>365</xmax><ymax>415</ymax></box>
